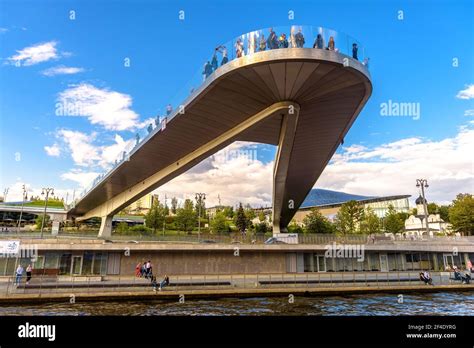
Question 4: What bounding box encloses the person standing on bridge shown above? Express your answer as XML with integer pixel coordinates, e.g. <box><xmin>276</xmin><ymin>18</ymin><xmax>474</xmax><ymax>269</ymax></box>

<box><xmin>352</xmin><ymin>43</ymin><xmax>358</xmax><ymax>60</ymax></box>
<box><xmin>211</xmin><ymin>52</ymin><xmax>218</xmax><ymax>72</ymax></box>
<box><xmin>166</xmin><ymin>104</ymin><xmax>173</xmax><ymax>116</ymax></box>
<box><xmin>313</xmin><ymin>34</ymin><xmax>324</xmax><ymax>49</ymax></box>
<box><xmin>235</xmin><ymin>38</ymin><xmax>244</xmax><ymax>58</ymax></box>
<box><xmin>203</xmin><ymin>61</ymin><xmax>212</xmax><ymax>80</ymax></box>
<box><xmin>267</xmin><ymin>28</ymin><xmax>278</xmax><ymax>49</ymax></box>
<box><xmin>295</xmin><ymin>28</ymin><xmax>305</xmax><ymax>48</ymax></box>
<box><xmin>278</xmin><ymin>33</ymin><xmax>289</xmax><ymax>48</ymax></box>
<box><xmin>327</xmin><ymin>36</ymin><xmax>335</xmax><ymax>51</ymax></box>
<box><xmin>259</xmin><ymin>34</ymin><xmax>266</xmax><ymax>51</ymax></box>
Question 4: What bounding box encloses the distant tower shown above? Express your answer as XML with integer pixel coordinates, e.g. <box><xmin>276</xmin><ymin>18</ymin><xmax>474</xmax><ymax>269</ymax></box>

<box><xmin>415</xmin><ymin>194</ymin><xmax>428</xmax><ymax>216</ymax></box>
<box><xmin>218</xmin><ymin>194</ymin><xmax>221</xmax><ymax>206</ymax></box>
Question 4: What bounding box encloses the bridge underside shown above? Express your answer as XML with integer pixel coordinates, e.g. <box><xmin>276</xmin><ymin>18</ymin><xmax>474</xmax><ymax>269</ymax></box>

<box><xmin>68</xmin><ymin>49</ymin><xmax>372</xmax><ymax>237</ymax></box>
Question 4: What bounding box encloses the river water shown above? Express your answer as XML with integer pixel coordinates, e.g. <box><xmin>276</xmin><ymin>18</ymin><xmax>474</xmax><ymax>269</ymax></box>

<box><xmin>1</xmin><ymin>292</ymin><xmax>473</xmax><ymax>316</ymax></box>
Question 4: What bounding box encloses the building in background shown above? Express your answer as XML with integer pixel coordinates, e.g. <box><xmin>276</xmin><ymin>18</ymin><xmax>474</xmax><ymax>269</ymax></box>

<box><xmin>292</xmin><ymin>189</ymin><xmax>411</xmax><ymax>223</ymax></box>
<box><xmin>127</xmin><ymin>193</ymin><xmax>160</xmax><ymax>214</ymax></box>
<box><xmin>404</xmin><ymin>195</ymin><xmax>451</xmax><ymax>237</ymax></box>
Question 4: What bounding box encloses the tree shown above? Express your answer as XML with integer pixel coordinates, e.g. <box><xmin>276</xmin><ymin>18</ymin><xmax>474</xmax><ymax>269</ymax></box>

<box><xmin>210</xmin><ymin>212</ymin><xmax>229</xmax><ymax>233</ymax></box>
<box><xmin>171</xmin><ymin>197</ymin><xmax>178</xmax><ymax>215</ymax></box>
<box><xmin>35</xmin><ymin>215</ymin><xmax>50</xmax><ymax>229</ymax></box>
<box><xmin>176</xmin><ymin>199</ymin><xmax>197</xmax><ymax>232</ymax></box>
<box><xmin>235</xmin><ymin>203</ymin><xmax>247</xmax><ymax>233</ymax></box>
<box><xmin>223</xmin><ymin>206</ymin><xmax>234</xmax><ymax>219</ymax></box>
<box><xmin>438</xmin><ymin>205</ymin><xmax>450</xmax><ymax>222</ymax></box>
<box><xmin>195</xmin><ymin>195</ymin><xmax>206</xmax><ymax>219</ymax></box>
<box><xmin>258</xmin><ymin>211</ymin><xmax>266</xmax><ymax>222</ymax></box>
<box><xmin>244</xmin><ymin>205</ymin><xmax>256</xmax><ymax>220</ymax></box>
<box><xmin>449</xmin><ymin>194</ymin><xmax>474</xmax><ymax>235</ymax></box>
<box><xmin>360</xmin><ymin>207</ymin><xmax>380</xmax><ymax>234</ymax></box>
<box><xmin>303</xmin><ymin>209</ymin><xmax>334</xmax><ymax>234</ymax></box>
<box><xmin>334</xmin><ymin>200</ymin><xmax>364</xmax><ymax>235</ymax></box>
<box><xmin>145</xmin><ymin>200</ymin><xmax>166</xmax><ymax>233</ymax></box>
<box><xmin>384</xmin><ymin>205</ymin><xmax>405</xmax><ymax>234</ymax></box>
<box><xmin>427</xmin><ymin>202</ymin><xmax>438</xmax><ymax>215</ymax></box>
<box><xmin>115</xmin><ymin>222</ymin><xmax>129</xmax><ymax>234</ymax></box>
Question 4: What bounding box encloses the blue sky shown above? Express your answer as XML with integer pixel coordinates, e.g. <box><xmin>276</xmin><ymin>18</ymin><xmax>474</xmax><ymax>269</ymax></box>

<box><xmin>0</xmin><ymin>0</ymin><xmax>473</xmax><ymax>206</ymax></box>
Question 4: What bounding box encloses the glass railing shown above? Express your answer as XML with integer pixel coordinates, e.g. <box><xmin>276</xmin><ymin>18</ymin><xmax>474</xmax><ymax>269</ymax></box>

<box><xmin>70</xmin><ymin>25</ymin><xmax>368</xmax><ymax>208</ymax></box>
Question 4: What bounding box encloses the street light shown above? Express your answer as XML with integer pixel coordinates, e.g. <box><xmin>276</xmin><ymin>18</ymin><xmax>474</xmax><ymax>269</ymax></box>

<box><xmin>416</xmin><ymin>179</ymin><xmax>430</xmax><ymax>236</ymax></box>
<box><xmin>40</xmin><ymin>187</ymin><xmax>54</xmax><ymax>239</ymax></box>
<box><xmin>3</xmin><ymin>188</ymin><xmax>9</xmax><ymax>202</ymax></box>
<box><xmin>17</xmin><ymin>185</ymin><xmax>27</xmax><ymax>234</ymax></box>
<box><xmin>195</xmin><ymin>193</ymin><xmax>206</xmax><ymax>240</ymax></box>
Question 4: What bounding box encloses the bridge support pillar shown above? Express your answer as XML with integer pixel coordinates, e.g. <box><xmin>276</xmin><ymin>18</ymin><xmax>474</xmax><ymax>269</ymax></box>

<box><xmin>272</xmin><ymin>103</ymin><xmax>300</xmax><ymax>235</ymax></box>
<box><xmin>98</xmin><ymin>216</ymin><xmax>113</xmax><ymax>238</ymax></box>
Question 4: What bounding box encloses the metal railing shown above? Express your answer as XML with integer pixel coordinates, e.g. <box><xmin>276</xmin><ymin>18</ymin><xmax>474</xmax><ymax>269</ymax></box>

<box><xmin>1</xmin><ymin>271</ymin><xmax>471</xmax><ymax>298</ymax></box>
<box><xmin>1</xmin><ymin>231</ymin><xmax>473</xmax><ymax>245</ymax></box>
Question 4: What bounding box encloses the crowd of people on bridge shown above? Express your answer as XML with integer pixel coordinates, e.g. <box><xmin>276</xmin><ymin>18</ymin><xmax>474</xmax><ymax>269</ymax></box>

<box><xmin>202</xmin><ymin>28</ymin><xmax>367</xmax><ymax>80</ymax></box>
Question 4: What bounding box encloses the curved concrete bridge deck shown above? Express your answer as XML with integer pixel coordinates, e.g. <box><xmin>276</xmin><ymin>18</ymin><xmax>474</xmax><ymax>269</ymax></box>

<box><xmin>68</xmin><ymin>48</ymin><xmax>372</xmax><ymax>237</ymax></box>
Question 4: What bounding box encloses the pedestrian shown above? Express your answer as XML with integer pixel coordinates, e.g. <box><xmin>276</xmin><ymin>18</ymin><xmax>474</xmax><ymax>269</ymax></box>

<box><xmin>216</xmin><ymin>45</ymin><xmax>228</xmax><ymax>66</ymax></box>
<box><xmin>203</xmin><ymin>61</ymin><xmax>212</xmax><ymax>80</ymax></box>
<box><xmin>26</xmin><ymin>264</ymin><xmax>32</xmax><ymax>284</ymax></box>
<box><xmin>278</xmin><ymin>33</ymin><xmax>288</xmax><ymax>48</ymax></box>
<box><xmin>15</xmin><ymin>264</ymin><xmax>23</xmax><ymax>286</ymax></box>
<box><xmin>166</xmin><ymin>104</ymin><xmax>173</xmax><ymax>116</ymax></box>
<box><xmin>267</xmin><ymin>28</ymin><xmax>278</xmax><ymax>49</ymax></box>
<box><xmin>352</xmin><ymin>43</ymin><xmax>358</xmax><ymax>60</ymax></box>
<box><xmin>313</xmin><ymin>34</ymin><xmax>324</xmax><ymax>49</ymax></box>
<box><xmin>159</xmin><ymin>275</ymin><xmax>170</xmax><ymax>291</ymax></box>
<box><xmin>327</xmin><ymin>36</ymin><xmax>335</xmax><ymax>51</ymax></box>
<box><xmin>295</xmin><ymin>29</ymin><xmax>305</xmax><ymax>48</ymax></box>
<box><xmin>135</xmin><ymin>262</ymin><xmax>142</xmax><ymax>277</ymax></box>
<box><xmin>259</xmin><ymin>34</ymin><xmax>266</xmax><ymax>51</ymax></box>
<box><xmin>141</xmin><ymin>261</ymin><xmax>146</xmax><ymax>277</ymax></box>
<box><xmin>211</xmin><ymin>52</ymin><xmax>218</xmax><ymax>71</ymax></box>
<box><xmin>145</xmin><ymin>260</ymin><xmax>152</xmax><ymax>279</ymax></box>
<box><xmin>235</xmin><ymin>38</ymin><xmax>244</xmax><ymax>58</ymax></box>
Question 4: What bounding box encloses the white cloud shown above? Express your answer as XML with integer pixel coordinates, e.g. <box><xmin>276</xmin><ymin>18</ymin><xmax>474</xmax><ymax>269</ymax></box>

<box><xmin>60</xmin><ymin>170</ymin><xmax>101</xmax><ymax>189</ymax></box>
<box><xmin>456</xmin><ymin>84</ymin><xmax>474</xmax><ymax>100</ymax></box>
<box><xmin>464</xmin><ymin>109</ymin><xmax>474</xmax><ymax>116</ymax></box>
<box><xmin>156</xmin><ymin>142</ymin><xmax>274</xmax><ymax>208</ymax></box>
<box><xmin>41</xmin><ymin>65</ymin><xmax>84</xmax><ymax>76</ymax></box>
<box><xmin>0</xmin><ymin>28</ymin><xmax>8</xmax><ymax>34</ymax></box>
<box><xmin>317</xmin><ymin>123</ymin><xmax>474</xmax><ymax>205</ymax></box>
<box><xmin>57</xmin><ymin>83</ymin><xmax>140</xmax><ymax>131</ymax></box>
<box><xmin>99</xmin><ymin>134</ymin><xmax>134</xmax><ymax>167</ymax></box>
<box><xmin>44</xmin><ymin>144</ymin><xmax>60</xmax><ymax>157</ymax></box>
<box><xmin>57</xmin><ymin>130</ymin><xmax>101</xmax><ymax>166</ymax></box>
<box><xmin>52</xmin><ymin>129</ymin><xmax>134</xmax><ymax>168</ymax></box>
<box><xmin>8</xmin><ymin>41</ymin><xmax>59</xmax><ymax>66</ymax></box>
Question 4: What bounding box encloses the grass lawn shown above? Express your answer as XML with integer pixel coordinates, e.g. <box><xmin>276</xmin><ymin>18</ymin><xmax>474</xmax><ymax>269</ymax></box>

<box><xmin>24</xmin><ymin>200</ymin><xmax>65</xmax><ymax>208</ymax></box>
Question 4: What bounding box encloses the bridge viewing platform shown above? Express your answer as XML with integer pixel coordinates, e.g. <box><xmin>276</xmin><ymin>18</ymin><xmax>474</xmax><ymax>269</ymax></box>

<box><xmin>66</xmin><ymin>25</ymin><xmax>372</xmax><ymax>238</ymax></box>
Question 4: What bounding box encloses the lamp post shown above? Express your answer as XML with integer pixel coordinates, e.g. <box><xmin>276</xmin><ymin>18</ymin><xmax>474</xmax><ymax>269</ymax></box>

<box><xmin>2</xmin><ymin>188</ymin><xmax>8</xmax><ymax>225</ymax></box>
<box><xmin>195</xmin><ymin>193</ymin><xmax>206</xmax><ymax>240</ymax></box>
<box><xmin>3</xmin><ymin>188</ymin><xmax>9</xmax><ymax>202</ymax></box>
<box><xmin>17</xmin><ymin>185</ymin><xmax>27</xmax><ymax>234</ymax></box>
<box><xmin>416</xmin><ymin>179</ymin><xmax>430</xmax><ymax>236</ymax></box>
<box><xmin>40</xmin><ymin>187</ymin><xmax>54</xmax><ymax>239</ymax></box>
